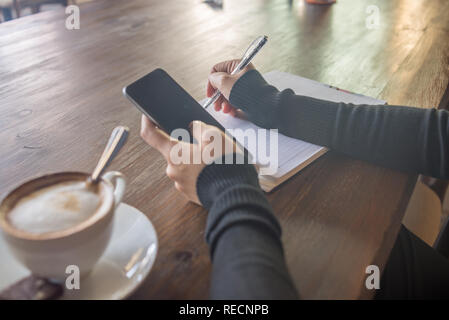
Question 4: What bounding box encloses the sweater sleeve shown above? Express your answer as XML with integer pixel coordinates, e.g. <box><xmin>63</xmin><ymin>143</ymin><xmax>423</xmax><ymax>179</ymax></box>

<box><xmin>229</xmin><ymin>70</ymin><xmax>449</xmax><ymax>179</ymax></box>
<box><xmin>197</xmin><ymin>161</ymin><xmax>299</xmax><ymax>300</ymax></box>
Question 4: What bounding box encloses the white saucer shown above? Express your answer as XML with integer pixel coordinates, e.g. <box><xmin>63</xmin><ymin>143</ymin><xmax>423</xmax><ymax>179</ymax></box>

<box><xmin>0</xmin><ymin>203</ymin><xmax>158</xmax><ymax>300</ymax></box>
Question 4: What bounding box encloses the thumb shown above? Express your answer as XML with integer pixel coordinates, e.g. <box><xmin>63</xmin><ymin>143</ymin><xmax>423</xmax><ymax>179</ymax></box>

<box><xmin>190</xmin><ymin>121</ymin><xmax>223</xmax><ymax>146</ymax></box>
<box><xmin>208</xmin><ymin>72</ymin><xmax>234</xmax><ymax>99</ymax></box>
<box><xmin>190</xmin><ymin>120</ymin><xmax>209</xmax><ymax>143</ymax></box>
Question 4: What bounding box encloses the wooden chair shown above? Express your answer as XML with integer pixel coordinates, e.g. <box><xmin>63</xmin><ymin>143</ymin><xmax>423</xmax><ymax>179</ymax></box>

<box><xmin>402</xmin><ymin>181</ymin><xmax>442</xmax><ymax>246</ymax></box>
<box><xmin>409</xmin><ymin>85</ymin><xmax>449</xmax><ymax>253</ymax></box>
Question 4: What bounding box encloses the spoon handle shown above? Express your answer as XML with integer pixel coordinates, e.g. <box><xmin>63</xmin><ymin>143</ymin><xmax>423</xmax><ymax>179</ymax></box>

<box><xmin>91</xmin><ymin>126</ymin><xmax>129</xmax><ymax>183</ymax></box>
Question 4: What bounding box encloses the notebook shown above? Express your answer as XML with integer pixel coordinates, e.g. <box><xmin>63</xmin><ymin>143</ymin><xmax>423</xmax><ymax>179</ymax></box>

<box><xmin>202</xmin><ymin>71</ymin><xmax>386</xmax><ymax>192</ymax></box>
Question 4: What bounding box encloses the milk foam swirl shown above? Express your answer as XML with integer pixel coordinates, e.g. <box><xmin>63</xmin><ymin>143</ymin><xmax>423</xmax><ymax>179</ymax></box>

<box><xmin>8</xmin><ymin>181</ymin><xmax>101</xmax><ymax>234</ymax></box>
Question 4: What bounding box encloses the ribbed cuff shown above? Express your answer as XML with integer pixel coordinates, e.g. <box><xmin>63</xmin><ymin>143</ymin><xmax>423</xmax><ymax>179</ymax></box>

<box><xmin>201</xmin><ymin>180</ymin><xmax>281</xmax><ymax>256</ymax></box>
<box><xmin>196</xmin><ymin>158</ymin><xmax>260</xmax><ymax>210</ymax></box>
<box><xmin>229</xmin><ymin>70</ymin><xmax>287</xmax><ymax>129</ymax></box>
<box><xmin>196</xmin><ymin>154</ymin><xmax>282</xmax><ymax>257</ymax></box>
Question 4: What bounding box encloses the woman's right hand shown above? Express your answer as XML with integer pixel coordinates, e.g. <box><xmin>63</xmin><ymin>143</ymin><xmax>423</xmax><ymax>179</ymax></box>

<box><xmin>206</xmin><ymin>59</ymin><xmax>255</xmax><ymax>117</ymax></box>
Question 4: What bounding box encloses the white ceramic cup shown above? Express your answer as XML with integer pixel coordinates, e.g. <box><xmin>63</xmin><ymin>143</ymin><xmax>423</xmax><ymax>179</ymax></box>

<box><xmin>0</xmin><ymin>171</ymin><xmax>126</xmax><ymax>282</ymax></box>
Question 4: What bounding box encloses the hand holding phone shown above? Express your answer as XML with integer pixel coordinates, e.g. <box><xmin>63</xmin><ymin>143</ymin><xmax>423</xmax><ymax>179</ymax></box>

<box><xmin>123</xmin><ymin>68</ymin><xmax>224</xmax><ymax>136</ymax></box>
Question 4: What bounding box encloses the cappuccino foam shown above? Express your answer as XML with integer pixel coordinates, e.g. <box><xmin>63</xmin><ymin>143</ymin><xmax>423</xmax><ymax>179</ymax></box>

<box><xmin>8</xmin><ymin>181</ymin><xmax>101</xmax><ymax>234</ymax></box>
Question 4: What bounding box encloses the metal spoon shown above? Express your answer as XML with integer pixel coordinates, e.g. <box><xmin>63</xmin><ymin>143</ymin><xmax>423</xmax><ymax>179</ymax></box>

<box><xmin>89</xmin><ymin>126</ymin><xmax>129</xmax><ymax>184</ymax></box>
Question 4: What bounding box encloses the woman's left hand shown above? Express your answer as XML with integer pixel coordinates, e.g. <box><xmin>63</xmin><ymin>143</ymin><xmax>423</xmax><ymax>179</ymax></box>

<box><xmin>140</xmin><ymin>115</ymin><xmax>242</xmax><ymax>205</ymax></box>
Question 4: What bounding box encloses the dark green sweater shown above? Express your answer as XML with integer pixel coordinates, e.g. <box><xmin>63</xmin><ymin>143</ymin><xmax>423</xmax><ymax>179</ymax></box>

<box><xmin>197</xmin><ymin>70</ymin><xmax>449</xmax><ymax>299</ymax></box>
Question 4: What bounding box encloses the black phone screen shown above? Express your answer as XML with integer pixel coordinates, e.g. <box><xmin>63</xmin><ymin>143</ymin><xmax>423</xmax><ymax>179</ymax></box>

<box><xmin>124</xmin><ymin>68</ymin><xmax>224</xmax><ymax>135</ymax></box>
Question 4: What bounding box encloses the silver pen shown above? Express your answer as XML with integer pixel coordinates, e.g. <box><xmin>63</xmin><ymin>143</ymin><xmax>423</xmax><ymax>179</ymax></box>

<box><xmin>203</xmin><ymin>35</ymin><xmax>268</xmax><ymax>109</ymax></box>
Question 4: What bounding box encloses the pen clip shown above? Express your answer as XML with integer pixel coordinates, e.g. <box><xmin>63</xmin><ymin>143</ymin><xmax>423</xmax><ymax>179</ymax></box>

<box><xmin>232</xmin><ymin>35</ymin><xmax>268</xmax><ymax>75</ymax></box>
<box><xmin>242</xmin><ymin>36</ymin><xmax>268</xmax><ymax>61</ymax></box>
<box><xmin>243</xmin><ymin>35</ymin><xmax>267</xmax><ymax>58</ymax></box>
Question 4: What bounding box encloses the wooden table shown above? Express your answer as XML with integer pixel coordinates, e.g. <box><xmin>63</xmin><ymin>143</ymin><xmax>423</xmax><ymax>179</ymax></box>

<box><xmin>1</xmin><ymin>0</ymin><xmax>448</xmax><ymax>299</ymax></box>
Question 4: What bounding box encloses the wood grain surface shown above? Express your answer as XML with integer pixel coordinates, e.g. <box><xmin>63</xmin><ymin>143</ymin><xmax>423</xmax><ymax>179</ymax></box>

<box><xmin>1</xmin><ymin>0</ymin><xmax>448</xmax><ymax>299</ymax></box>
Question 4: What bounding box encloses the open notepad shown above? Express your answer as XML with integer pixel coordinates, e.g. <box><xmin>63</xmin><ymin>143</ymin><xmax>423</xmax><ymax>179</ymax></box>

<box><xmin>203</xmin><ymin>71</ymin><xmax>386</xmax><ymax>192</ymax></box>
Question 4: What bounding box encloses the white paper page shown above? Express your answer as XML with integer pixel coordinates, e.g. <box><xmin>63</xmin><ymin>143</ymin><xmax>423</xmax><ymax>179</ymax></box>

<box><xmin>205</xmin><ymin>105</ymin><xmax>323</xmax><ymax>178</ymax></box>
<box><xmin>263</xmin><ymin>71</ymin><xmax>386</xmax><ymax>105</ymax></box>
<box><xmin>201</xmin><ymin>71</ymin><xmax>386</xmax><ymax>179</ymax></box>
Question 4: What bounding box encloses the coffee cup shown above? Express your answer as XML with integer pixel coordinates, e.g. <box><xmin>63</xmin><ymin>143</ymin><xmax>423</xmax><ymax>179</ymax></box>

<box><xmin>0</xmin><ymin>171</ymin><xmax>126</xmax><ymax>282</ymax></box>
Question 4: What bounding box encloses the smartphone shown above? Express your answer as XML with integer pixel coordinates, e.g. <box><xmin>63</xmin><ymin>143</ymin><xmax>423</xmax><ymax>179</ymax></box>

<box><xmin>123</xmin><ymin>68</ymin><xmax>224</xmax><ymax>136</ymax></box>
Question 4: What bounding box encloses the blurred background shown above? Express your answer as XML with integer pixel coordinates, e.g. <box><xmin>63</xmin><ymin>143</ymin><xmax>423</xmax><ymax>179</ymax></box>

<box><xmin>0</xmin><ymin>0</ymin><xmax>93</xmax><ymax>21</ymax></box>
